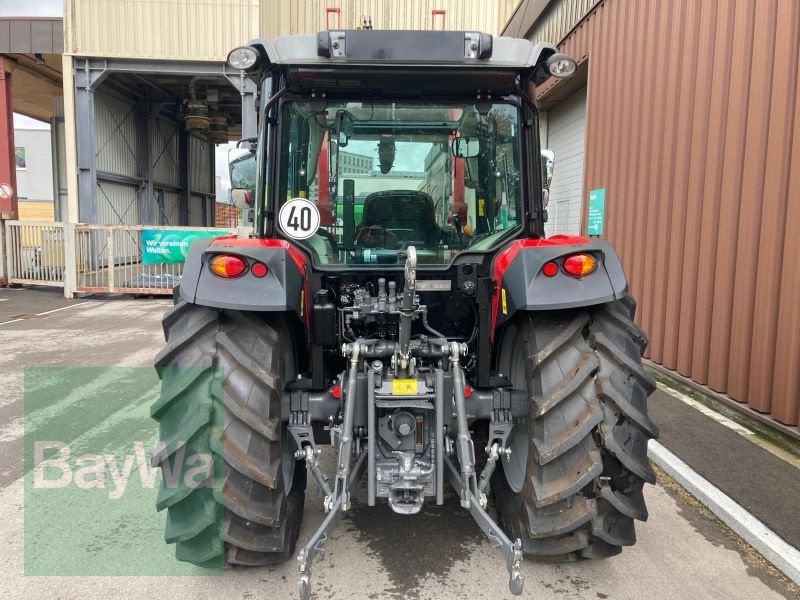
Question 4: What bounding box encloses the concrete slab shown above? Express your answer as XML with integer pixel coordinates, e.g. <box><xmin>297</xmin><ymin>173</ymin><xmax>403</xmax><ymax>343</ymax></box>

<box><xmin>0</xmin><ymin>294</ymin><xmax>795</xmax><ymax>599</ymax></box>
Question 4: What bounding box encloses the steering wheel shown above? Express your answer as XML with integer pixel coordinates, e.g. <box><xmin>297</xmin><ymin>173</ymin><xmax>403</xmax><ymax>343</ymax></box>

<box><xmin>355</xmin><ymin>225</ymin><xmax>400</xmax><ymax>249</ymax></box>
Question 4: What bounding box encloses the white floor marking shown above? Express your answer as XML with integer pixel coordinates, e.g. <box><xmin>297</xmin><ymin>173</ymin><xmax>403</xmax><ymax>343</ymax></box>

<box><xmin>0</xmin><ymin>301</ymin><xmax>92</xmax><ymax>326</ymax></box>
<box><xmin>649</xmin><ymin>440</ymin><xmax>800</xmax><ymax>586</ymax></box>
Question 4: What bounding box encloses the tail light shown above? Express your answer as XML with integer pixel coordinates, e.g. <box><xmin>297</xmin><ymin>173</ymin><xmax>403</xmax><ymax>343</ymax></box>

<box><xmin>562</xmin><ymin>253</ymin><xmax>597</xmax><ymax>278</ymax></box>
<box><xmin>210</xmin><ymin>254</ymin><xmax>248</xmax><ymax>278</ymax></box>
<box><xmin>542</xmin><ymin>261</ymin><xmax>558</xmax><ymax>277</ymax></box>
<box><xmin>251</xmin><ymin>262</ymin><xmax>268</xmax><ymax>278</ymax></box>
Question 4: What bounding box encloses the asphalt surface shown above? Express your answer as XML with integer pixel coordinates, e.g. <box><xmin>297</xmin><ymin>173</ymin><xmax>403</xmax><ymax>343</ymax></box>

<box><xmin>0</xmin><ymin>286</ymin><xmax>86</xmax><ymax>322</ymax></box>
<box><xmin>649</xmin><ymin>389</ymin><xmax>800</xmax><ymax>550</ymax></box>
<box><xmin>0</xmin><ymin>288</ymin><xmax>795</xmax><ymax>599</ymax></box>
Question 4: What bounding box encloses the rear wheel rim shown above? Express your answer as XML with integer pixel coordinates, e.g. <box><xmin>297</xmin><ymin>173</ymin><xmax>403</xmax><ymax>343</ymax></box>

<box><xmin>498</xmin><ymin>322</ymin><xmax>529</xmax><ymax>493</ymax></box>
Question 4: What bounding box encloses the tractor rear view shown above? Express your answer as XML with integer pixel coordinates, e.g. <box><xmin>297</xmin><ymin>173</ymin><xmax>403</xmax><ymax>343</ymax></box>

<box><xmin>152</xmin><ymin>30</ymin><xmax>657</xmax><ymax>599</ymax></box>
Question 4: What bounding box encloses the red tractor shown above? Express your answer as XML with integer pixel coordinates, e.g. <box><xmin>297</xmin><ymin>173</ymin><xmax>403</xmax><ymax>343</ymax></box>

<box><xmin>153</xmin><ymin>30</ymin><xmax>657</xmax><ymax>599</ymax></box>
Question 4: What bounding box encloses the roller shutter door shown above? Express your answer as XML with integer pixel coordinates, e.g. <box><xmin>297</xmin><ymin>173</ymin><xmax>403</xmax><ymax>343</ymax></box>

<box><xmin>543</xmin><ymin>87</ymin><xmax>587</xmax><ymax>236</ymax></box>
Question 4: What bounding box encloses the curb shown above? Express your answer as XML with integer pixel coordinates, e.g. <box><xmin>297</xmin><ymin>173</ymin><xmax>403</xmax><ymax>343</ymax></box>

<box><xmin>648</xmin><ymin>440</ymin><xmax>800</xmax><ymax>586</ymax></box>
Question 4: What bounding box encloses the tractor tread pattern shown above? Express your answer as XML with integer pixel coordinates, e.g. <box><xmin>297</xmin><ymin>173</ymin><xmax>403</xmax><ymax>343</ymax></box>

<box><xmin>153</xmin><ymin>301</ymin><xmax>305</xmax><ymax>567</ymax></box>
<box><xmin>494</xmin><ymin>295</ymin><xmax>657</xmax><ymax>560</ymax></box>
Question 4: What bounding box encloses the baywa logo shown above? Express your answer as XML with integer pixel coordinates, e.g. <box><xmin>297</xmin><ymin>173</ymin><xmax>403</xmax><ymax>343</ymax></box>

<box><xmin>33</xmin><ymin>441</ymin><xmax>213</xmax><ymax>500</ymax></box>
<box><xmin>24</xmin><ymin>367</ymin><xmax>222</xmax><ymax>576</ymax></box>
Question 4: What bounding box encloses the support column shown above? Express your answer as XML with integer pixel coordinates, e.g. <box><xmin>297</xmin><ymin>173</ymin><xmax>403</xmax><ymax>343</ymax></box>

<box><xmin>73</xmin><ymin>60</ymin><xmax>102</xmax><ymax>223</ymax></box>
<box><xmin>0</xmin><ymin>57</ymin><xmax>18</xmax><ymax>220</ymax></box>
<box><xmin>239</xmin><ymin>76</ymin><xmax>258</xmax><ymax>139</ymax></box>
<box><xmin>0</xmin><ymin>57</ymin><xmax>17</xmax><ymax>287</ymax></box>
<box><xmin>135</xmin><ymin>98</ymin><xmax>152</xmax><ymax>225</ymax></box>
<box><xmin>62</xmin><ymin>55</ymin><xmax>80</xmax><ymax>223</ymax></box>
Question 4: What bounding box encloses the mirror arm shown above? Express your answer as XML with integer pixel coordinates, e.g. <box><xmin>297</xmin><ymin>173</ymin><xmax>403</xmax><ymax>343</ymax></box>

<box><xmin>236</xmin><ymin>136</ymin><xmax>258</xmax><ymax>148</ymax></box>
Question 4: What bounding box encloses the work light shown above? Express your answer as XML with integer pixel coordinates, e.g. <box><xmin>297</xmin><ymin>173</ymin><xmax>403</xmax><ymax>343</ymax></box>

<box><xmin>546</xmin><ymin>53</ymin><xmax>577</xmax><ymax>78</ymax></box>
<box><xmin>227</xmin><ymin>46</ymin><xmax>260</xmax><ymax>70</ymax></box>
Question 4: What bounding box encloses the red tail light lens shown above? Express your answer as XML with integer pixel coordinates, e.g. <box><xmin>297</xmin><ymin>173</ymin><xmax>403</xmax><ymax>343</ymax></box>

<box><xmin>542</xmin><ymin>261</ymin><xmax>558</xmax><ymax>277</ymax></box>
<box><xmin>562</xmin><ymin>254</ymin><xmax>597</xmax><ymax>278</ymax></box>
<box><xmin>331</xmin><ymin>385</ymin><xmax>342</xmax><ymax>399</ymax></box>
<box><xmin>251</xmin><ymin>262</ymin><xmax>268</xmax><ymax>278</ymax></box>
<box><xmin>464</xmin><ymin>385</ymin><xmax>473</xmax><ymax>398</ymax></box>
<box><xmin>210</xmin><ymin>254</ymin><xmax>248</xmax><ymax>278</ymax></box>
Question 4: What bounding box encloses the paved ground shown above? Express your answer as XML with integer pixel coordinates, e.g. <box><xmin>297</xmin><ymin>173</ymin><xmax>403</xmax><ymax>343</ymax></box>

<box><xmin>0</xmin><ymin>288</ymin><xmax>796</xmax><ymax>599</ymax></box>
<box><xmin>650</xmin><ymin>389</ymin><xmax>800</xmax><ymax>551</ymax></box>
<box><xmin>0</xmin><ymin>286</ymin><xmax>86</xmax><ymax>322</ymax></box>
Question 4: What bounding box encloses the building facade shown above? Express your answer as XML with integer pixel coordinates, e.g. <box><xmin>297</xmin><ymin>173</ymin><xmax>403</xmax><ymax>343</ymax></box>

<box><xmin>503</xmin><ymin>0</ymin><xmax>800</xmax><ymax>434</ymax></box>
<box><xmin>55</xmin><ymin>0</ymin><xmax>519</xmax><ymax>228</ymax></box>
<box><xmin>13</xmin><ymin>119</ymin><xmax>54</xmax><ymax>204</ymax></box>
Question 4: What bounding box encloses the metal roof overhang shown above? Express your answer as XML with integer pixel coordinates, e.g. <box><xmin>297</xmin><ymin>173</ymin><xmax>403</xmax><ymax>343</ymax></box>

<box><xmin>0</xmin><ymin>18</ymin><xmax>64</xmax><ymax>122</ymax></box>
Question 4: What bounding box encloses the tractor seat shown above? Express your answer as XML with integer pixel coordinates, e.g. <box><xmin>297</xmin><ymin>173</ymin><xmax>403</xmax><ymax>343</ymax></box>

<box><xmin>357</xmin><ymin>190</ymin><xmax>440</xmax><ymax>247</ymax></box>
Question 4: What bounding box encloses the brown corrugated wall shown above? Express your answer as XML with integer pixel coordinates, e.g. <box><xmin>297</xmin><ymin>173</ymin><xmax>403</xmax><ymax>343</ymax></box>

<box><xmin>541</xmin><ymin>0</ymin><xmax>800</xmax><ymax>428</ymax></box>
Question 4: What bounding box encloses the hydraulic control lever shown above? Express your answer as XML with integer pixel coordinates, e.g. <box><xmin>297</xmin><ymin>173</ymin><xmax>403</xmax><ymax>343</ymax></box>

<box><xmin>397</xmin><ymin>246</ymin><xmax>417</xmax><ymax>372</ymax></box>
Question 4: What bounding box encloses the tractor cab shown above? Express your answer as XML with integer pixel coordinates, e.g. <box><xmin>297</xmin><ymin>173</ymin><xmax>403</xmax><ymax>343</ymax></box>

<box><xmin>227</xmin><ymin>30</ymin><xmax>574</xmax><ymax>269</ymax></box>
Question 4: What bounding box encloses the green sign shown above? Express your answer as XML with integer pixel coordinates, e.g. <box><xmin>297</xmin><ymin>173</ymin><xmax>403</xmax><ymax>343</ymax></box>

<box><xmin>588</xmin><ymin>188</ymin><xmax>605</xmax><ymax>236</ymax></box>
<box><xmin>142</xmin><ymin>229</ymin><xmax>228</xmax><ymax>264</ymax></box>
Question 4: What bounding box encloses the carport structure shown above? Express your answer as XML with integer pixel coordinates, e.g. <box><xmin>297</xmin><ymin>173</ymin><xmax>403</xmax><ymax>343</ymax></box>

<box><xmin>70</xmin><ymin>58</ymin><xmax>256</xmax><ymax>227</ymax></box>
<box><xmin>1</xmin><ymin>12</ymin><xmax>259</xmax><ymax>294</ymax></box>
<box><xmin>0</xmin><ymin>17</ymin><xmax>65</xmax><ymax>221</ymax></box>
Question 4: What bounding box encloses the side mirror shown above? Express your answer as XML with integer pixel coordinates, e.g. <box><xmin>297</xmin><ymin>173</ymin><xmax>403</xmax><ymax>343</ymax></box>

<box><xmin>541</xmin><ymin>149</ymin><xmax>555</xmax><ymax>190</ymax></box>
<box><xmin>231</xmin><ymin>188</ymin><xmax>253</xmax><ymax>210</ymax></box>
<box><xmin>229</xmin><ymin>147</ymin><xmax>256</xmax><ymax>207</ymax></box>
<box><xmin>452</xmin><ymin>136</ymin><xmax>481</xmax><ymax>158</ymax></box>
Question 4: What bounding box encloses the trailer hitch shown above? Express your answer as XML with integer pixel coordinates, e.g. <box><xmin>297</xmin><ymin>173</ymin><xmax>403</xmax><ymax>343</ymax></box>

<box><xmin>297</xmin><ymin>340</ymin><xmax>369</xmax><ymax>600</ymax></box>
<box><xmin>447</xmin><ymin>341</ymin><xmax>524</xmax><ymax>595</ymax></box>
<box><xmin>297</xmin><ymin>452</ymin><xmax>366</xmax><ymax>600</ymax></box>
<box><xmin>444</xmin><ymin>454</ymin><xmax>524</xmax><ymax>595</ymax></box>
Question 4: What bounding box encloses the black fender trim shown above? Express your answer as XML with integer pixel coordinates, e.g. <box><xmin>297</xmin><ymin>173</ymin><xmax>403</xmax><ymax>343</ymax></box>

<box><xmin>491</xmin><ymin>236</ymin><xmax>628</xmax><ymax>335</ymax></box>
<box><xmin>179</xmin><ymin>237</ymin><xmax>309</xmax><ymax>318</ymax></box>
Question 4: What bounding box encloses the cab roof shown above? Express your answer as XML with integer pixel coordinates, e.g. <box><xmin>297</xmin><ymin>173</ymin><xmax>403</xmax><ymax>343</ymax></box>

<box><xmin>250</xmin><ymin>30</ymin><xmax>557</xmax><ymax>96</ymax></box>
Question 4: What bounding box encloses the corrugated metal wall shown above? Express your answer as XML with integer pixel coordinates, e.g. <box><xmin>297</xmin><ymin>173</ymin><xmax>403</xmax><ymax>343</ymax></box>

<box><xmin>529</xmin><ymin>0</ymin><xmax>800</xmax><ymax>427</ymax></box>
<box><xmin>261</xmin><ymin>0</ymin><xmax>519</xmax><ymax>39</ymax></box>
<box><xmin>543</xmin><ymin>87</ymin><xmax>586</xmax><ymax>237</ymax></box>
<box><xmin>93</xmin><ymin>90</ymin><xmax>215</xmax><ymax>226</ymax></box>
<box><xmin>65</xmin><ymin>0</ymin><xmax>261</xmax><ymax>60</ymax></box>
<box><xmin>95</xmin><ymin>92</ymin><xmax>139</xmax><ymax>224</ymax></box>
<box><xmin>189</xmin><ymin>134</ymin><xmax>214</xmax><ymax>226</ymax></box>
<box><xmin>65</xmin><ymin>0</ymin><xmax>518</xmax><ymax>59</ymax></box>
<box><xmin>503</xmin><ymin>0</ymin><xmax>598</xmax><ymax>43</ymax></box>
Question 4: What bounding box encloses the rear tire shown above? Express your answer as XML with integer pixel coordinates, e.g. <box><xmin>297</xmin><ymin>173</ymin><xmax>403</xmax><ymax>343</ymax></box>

<box><xmin>152</xmin><ymin>301</ymin><xmax>306</xmax><ymax>566</ymax></box>
<box><xmin>492</xmin><ymin>296</ymin><xmax>658</xmax><ymax>559</ymax></box>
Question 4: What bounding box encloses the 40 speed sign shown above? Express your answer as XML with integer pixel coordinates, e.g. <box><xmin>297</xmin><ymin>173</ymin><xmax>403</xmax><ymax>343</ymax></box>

<box><xmin>278</xmin><ymin>198</ymin><xmax>321</xmax><ymax>240</ymax></box>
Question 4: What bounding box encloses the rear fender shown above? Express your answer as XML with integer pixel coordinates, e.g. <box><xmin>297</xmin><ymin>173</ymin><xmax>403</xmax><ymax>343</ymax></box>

<box><xmin>491</xmin><ymin>235</ymin><xmax>628</xmax><ymax>337</ymax></box>
<box><xmin>179</xmin><ymin>237</ymin><xmax>309</xmax><ymax>319</ymax></box>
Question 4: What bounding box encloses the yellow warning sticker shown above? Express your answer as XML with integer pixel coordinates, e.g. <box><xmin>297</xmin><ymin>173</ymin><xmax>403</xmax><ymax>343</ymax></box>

<box><xmin>478</xmin><ymin>198</ymin><xmax>485</xmax><ymax>216</ymax></box>
<box><xmin>392</xmin><ymin>379</ymin><xmax>418</xmax><ymax>395</ymax></box>
<box><xmin>501</xmin><ymin>288</ymin><xmax>508</xmax><ymax>315</ymax></box>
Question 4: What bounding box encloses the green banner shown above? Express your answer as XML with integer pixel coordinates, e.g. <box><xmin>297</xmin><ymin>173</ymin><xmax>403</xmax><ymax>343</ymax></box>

<box><xmin>587</xmin><ymin>189</ymin><xmax>605</xmax><ymax>236</ymax></box>
<box><xmin>141</xmin><ymin>229</ymin><xmax>228</xmax><ymax>264</ymax></box>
